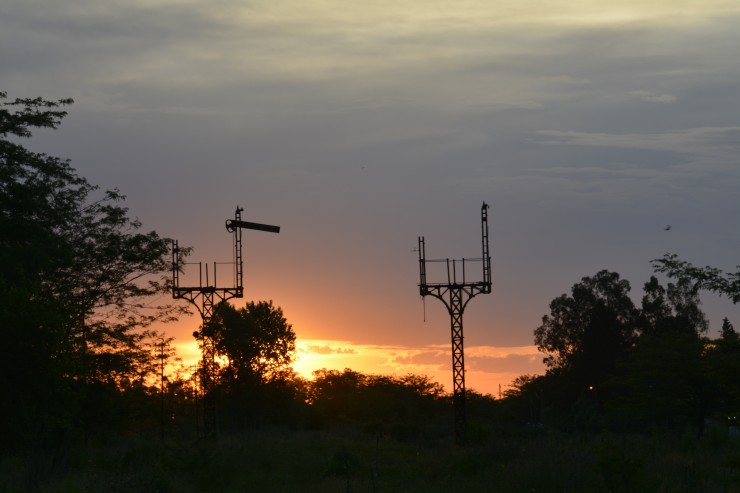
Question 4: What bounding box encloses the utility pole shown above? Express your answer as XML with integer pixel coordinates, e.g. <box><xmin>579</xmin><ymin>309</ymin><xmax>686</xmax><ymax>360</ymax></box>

<box><xmin>172</xmin><ymin>206</ymin><xmax>280</xmax><ymax>439</ymax></box>
<box><xmin>157</xmin><ymin>339</ymin><xmax>167</xmax><ymax>442</ymax></box>
<box><xmin>417</xmin><ymin>202</ymin><xmax>492</xmax><ymax>445</ymax></box>
<box><xmin>191</xmin><ymin>363</ymin><xmax>199</xmax><ymax>438</ymax></box>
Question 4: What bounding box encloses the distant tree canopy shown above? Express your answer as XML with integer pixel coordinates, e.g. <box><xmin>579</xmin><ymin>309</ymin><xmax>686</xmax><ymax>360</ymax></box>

<box><xmin>305</xmin><ymin>369</ymin><xmax>448</xmax><ymax>439</ymax></box>
<box><xmin>0</xmin><ymin>91</ymin><xmax>183</xmax><ymax>450</ymax></box>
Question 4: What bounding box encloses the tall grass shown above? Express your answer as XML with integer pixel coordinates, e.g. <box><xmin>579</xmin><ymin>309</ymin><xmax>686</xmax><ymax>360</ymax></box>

<box><xmin>3</xmin><ymin>423</ymin><xmax>740</xmax><ymax>492</ymax></box>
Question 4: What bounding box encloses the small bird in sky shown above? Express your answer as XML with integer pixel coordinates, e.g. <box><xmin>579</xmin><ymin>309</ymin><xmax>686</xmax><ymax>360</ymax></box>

<box><xmin>664</xmin><ymin>225</ymin><xmax>672</xmax><ymax>231</ymax></box>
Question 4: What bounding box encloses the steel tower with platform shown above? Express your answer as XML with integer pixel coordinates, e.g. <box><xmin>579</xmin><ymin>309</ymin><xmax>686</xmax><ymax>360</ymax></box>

<box><xmin>417</xmin><ymin>202</ymin><xmax>492</xmax><ymax>445</ymax></box>
<box><xmin>172</xmin><ymin>206</ymin><xmax>279</xmax><ymax>438</ymax></box>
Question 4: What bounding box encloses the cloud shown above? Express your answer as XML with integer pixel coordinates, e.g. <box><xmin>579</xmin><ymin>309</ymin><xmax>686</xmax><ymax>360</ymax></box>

<box><xmin>391</xmin><ymin>349</ymin><xmax>448</xmax><ymax>367</ymax></box>
<box><xmin>6</xmin><ymin>0</ymin><xmax>737</xmax><ymax>117</ymax></box>
<box><xmin>629</xmin><ymin>90</ymin><xmax>677</xmax><ymax>103</ymax></box>
<box><xmin>302</xmin><ymin>344</ymin><xmax>356</xmax><ymax>355</ymax></box>
<box><xmin>538</xmin><ymin>127</ymin><xmax>740</xmax><ymax>162</ymax></box>
<box><xmin>468</xmin><ymin>353</ymin><xmax>545</xmax><ymax>374</ymax></box>
<box><xmin>464</xmin><ymin>345</ymin><xmax>545</xmax><ymax>374</ymax></box>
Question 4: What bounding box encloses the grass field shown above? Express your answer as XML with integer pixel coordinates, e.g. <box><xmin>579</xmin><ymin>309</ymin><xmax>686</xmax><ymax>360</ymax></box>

<box><xmin>4</xmin><ymin>420</ymin><xmax>740</xmax><ymax>493</ymax></box>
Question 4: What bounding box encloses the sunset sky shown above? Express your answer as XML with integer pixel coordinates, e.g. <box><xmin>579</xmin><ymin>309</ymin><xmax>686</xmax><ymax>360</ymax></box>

<box><xmin>3</xmin><ymin>0</ymin><xmax>739</xmax><ymax>395</ymax></box>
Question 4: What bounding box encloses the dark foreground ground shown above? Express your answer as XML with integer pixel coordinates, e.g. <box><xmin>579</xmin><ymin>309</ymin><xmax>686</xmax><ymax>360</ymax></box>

<box><xmin>3</xmin><ymin>424</ymin><xmax>740</xmax><ymax>492</ymax></box>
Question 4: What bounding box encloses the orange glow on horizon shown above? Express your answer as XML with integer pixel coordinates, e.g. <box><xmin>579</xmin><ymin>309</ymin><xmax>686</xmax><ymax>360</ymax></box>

<box><xmin>171</xmin><ymin>336</ymin><xmax>544</xmax><ymax>396</ymax></box>
<box><xmin>292</xmin><ymin>339</ymin><xmax>545</xmax><ymax>396</ymax></box>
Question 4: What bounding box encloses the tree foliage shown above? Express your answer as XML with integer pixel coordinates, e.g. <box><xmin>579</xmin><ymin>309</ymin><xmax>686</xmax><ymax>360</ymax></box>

<box><xmin>640</xmin><ymin>276</ymin><xmax>708</xmax><ymax>336</ymax></box>
<box><xmin>209</xmin><ymin>301</ymin><xmax>298</xmax><ymax>429</ymax></box>
<box><xmin>720</xmin><ymin>317</ymin><xmax>737</xmax><ymax>341</ymax></box>
<box><xmin>306</xmin><ymin>369</ymin><xmax>448</xmax><ymax>439</ymax></box>
<box><xmin>213</xmin><ymin>300</ymin><xmax>296</xmax><ymax>384</ymax></box>
<box><xmin>608</xmin><ymin>320</ymin><xmax>707</xmax><ymax>431</ymax></box>
<box><xmin>534</xmin><ymin>270</ymin><xmax>638</xmax><ymax>385</ymax></box>
<box><xmin>652</xmin><ymin>253</ymin><xmax>740</xmax><ymax>304</ymax></box>
<box><xmin>527</xmin><ymin>268</ymin><xmax>734</xmax><ymax>433</ymax></box>
<box><xmin>0</xmin><ymin>91</ymin><xmax>182</xmax><ymax>450</ymax></box>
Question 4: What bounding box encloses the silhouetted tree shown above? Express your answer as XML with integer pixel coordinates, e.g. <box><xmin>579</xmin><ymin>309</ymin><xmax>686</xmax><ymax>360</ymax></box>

<box><xmin>306</xmin><ymin>368</ymin><xmax>367</xmax><ymax>422</ymax></box>
<box><xmin>1</xmin><ymin>93</ymin><xmax>79</xmax><ymax>450</ymax></box>
<box><xmin>534</xmin><ymin>270</ymin><xmax>639</xmax><ymax>395</ymax></box>
<box><xmin>607</xmin><ymin>276</ymin><xmax>710</xmax><ymax>432</ymax></box>
<box><xmin>0</xmin><ymin>91</ymin><xmax>182</xmax><ymax>450</ymax></box>
<box><xmin>608</xmin><ymin>318</ymin><xmax>707</xmax><ymax>432</ymax></box>
<box><xmin>666</xmin><ymin>277</ymin><xmax>709</xmax><ymax>334</ymax></box>
<box><xmin>702</xmin><ymin>317</ymin><xmax>740</xmax><ymax>420</ymax></box>
<box><xmin>640</xmin><ymin>276</ymin><xmax>708</xmax><ymax>335</ymax></box>
<box><xmin>639</xmin><ymin>276</ymin><xmax>672</xmax><ymax>333</ymax></box>
<box><xmin>523</xmin><ymin>268</ymin><xmax>733</xmax><ymax>433</ymax></box>
<box><xmin>307</xmin><ymin>369</ymin><xmax>448</xmax><ymax>439</ymax></box>
<box><xmin>501</xmin><ymin>374</ymin><xmax>547</xmax><ymax>425</ymax></box>
<box><xmin>649</xmin><ymin>254</ymin><xmax>740</xmax><ymax>428</ymax></box>
<box><xmin>213</xmin><ymin>301</ymin><xmax>296</xmax><ymax>383</ymax></box>
<box><xmin>720</xmin><ymin>317</ymin><xmax>737</xmax><ymax>341</ymax></box>
<box><xmin>211</xmin><ymin>301</ymin><xmax>297</xmax><ymax>428</ymax></box>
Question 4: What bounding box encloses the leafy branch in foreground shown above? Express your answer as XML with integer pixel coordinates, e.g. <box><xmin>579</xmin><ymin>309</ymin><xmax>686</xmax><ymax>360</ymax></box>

<box><xmin>652</xmin><ymin>253</ymin><xmax>740</xmax><ymax>304</ymax></box>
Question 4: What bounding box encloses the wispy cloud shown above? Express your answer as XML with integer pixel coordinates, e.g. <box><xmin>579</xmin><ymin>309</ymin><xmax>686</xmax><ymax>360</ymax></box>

<box><xmin>301</xmin><ymin>344</ymin><xmax>356</xmax><ymax>355</ymax></box>
<box><xmin>5</xmin><ymin>0</ymin><xmax>737</xmax><ymax>114</ymax></box>
<box><xmin>538</xmin><ymin>127</ymin><xmax>740</xmax><ymax>162</ymax></box>
<box><xmin>629</xmin><ymin>90</ymin><xmax>677</xmax><ymax>103</ymax></box>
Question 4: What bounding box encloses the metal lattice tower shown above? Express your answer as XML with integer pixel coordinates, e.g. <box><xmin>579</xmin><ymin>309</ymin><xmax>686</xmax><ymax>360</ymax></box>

<box><xmin>417</xmin><ymin>202</ymin><xmax>492</xmax><ymax>445</ymax></box>
<box><xmin>172</xmin><ymin>206</ymin><xmax>280</xmax><ymax>439</ymax></box>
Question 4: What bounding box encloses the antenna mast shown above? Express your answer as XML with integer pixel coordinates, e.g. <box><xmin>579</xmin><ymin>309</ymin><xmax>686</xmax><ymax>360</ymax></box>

<box><xmin>172</xmin><ymin>206</ymin><xmax>280</xmax><ymax>439</ymax></box>
<box><xmin>418</xmin><ymin>202</ymin><xmax>492</xmax><ymax>445</ymax></box>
